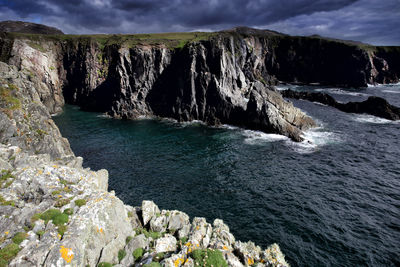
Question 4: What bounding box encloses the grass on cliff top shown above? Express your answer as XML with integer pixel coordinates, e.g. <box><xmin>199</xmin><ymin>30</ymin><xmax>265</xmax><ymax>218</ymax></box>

<box><xmin>7</xmin><ymin>31</ymin><xmax>216</xmax><ymax>50</ymax></box>
<box><xmin>191</xmin><ymin>249</ymin><xmax>228</xmax><ymax>267</ymax></box>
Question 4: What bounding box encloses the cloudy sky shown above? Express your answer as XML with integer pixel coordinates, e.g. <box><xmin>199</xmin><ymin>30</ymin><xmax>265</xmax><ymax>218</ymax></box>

<box><xmin>0</xmin><ymin>0</ymin><xmax>399</xmax><ymax>45</ymax></box>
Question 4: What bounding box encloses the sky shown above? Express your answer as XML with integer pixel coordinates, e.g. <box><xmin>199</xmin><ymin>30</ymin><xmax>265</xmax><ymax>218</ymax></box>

<box><xmin>0</xmin><ymin>0</ymin><xmax>399</xmax><ymax>45</ymax></box>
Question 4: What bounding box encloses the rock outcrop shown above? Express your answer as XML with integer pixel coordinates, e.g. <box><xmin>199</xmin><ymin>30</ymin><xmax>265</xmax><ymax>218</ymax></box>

<box><xmin>0</xmin><ymin>21</ymin><xmax>64</xmax><ymax>35</ymax></box>
<box><xmin>0</xmin><ymin>62</ymin><xmax>291</xmax><ymax>266</ymax></box>
<box><xmin>281</xmin><ymin>89</ymin><xmax>400</xmax><ymax>120</ymax></box>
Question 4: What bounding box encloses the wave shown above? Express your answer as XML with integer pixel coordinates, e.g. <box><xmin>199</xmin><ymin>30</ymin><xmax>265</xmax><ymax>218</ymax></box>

<box><xmin>368</xmin><ymin>82</ymin><xmax>400</xmax><ymax>88</ymax></box>
<box><xmin>96</xmin><ymin>114</ymin><xmax>111</xmax><ymax>119</ymax></box>
<box><xmin>382</xmin><ymin>90</ymin><xmax>400</xmax><ymax>94</ymax></box>
<box><xmin>285</xmin><ymin>128</ymin><xmax>343</xmax><ymax>154</ymax></box>
<box><xmin>314</xmin><ymin>88</ymin><xmax>368</xmax><ymax>97</ymax></box>
<box><xmin>242</xmin><ymin>130</ymin><xmax>289</xmax><ymax>145</ymax></box>
<box><xmin>352</xmin><ymin>114</ymin><xmax>398</xmax><ymax>124</ymax></box>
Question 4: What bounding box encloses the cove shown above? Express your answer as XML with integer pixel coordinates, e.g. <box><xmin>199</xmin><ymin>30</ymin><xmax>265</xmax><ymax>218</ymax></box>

<box><xmin>54</xmin><ymin>84</ymin><xmax>400</xmax><ymax>266</ymax></box>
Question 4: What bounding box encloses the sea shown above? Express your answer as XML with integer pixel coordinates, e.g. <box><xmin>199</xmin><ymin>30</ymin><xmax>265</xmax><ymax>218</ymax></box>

<box><xmin>53</xmin><ymin>83</ymin><xmax>400</xmax><ymax>266</ymax></box>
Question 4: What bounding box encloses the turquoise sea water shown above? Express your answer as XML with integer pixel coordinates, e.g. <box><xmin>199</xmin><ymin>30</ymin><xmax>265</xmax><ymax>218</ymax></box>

<box><xmin>53</xmin><ymin>84</ymin><xmax>400</xmax><ymax>266</ymax></box>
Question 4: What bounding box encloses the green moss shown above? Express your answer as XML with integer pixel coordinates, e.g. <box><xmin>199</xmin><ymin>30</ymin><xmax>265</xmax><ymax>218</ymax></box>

<box><xmin>179</xmin><ymin>237</ymin><xmax>188</xmax><ymax>244</ymax></box>
<box><xmin>63</xmin><ymin>208</ymin><xmax>74</xmax><ymax>216</ymax></box>
<box><xmin>63</xmin><ymin>186</ymin><xmax>72</xmax><ymax>193</ymax></box>
<box><xmin>55</xmin><ymin>198</ymin><xmax>70</xmax><ymax>208</ymax></box>
<box><xmin>135</xmin><ymin>228</ymin><xmax>163</xmax><ymax>239</ymax></box>
<box><xmin>35</xmin><ymin>129</ymin><xmax>48</xmax><ymax>137</ymax></box>
<box><xmin>51</xmin><ymin>190</ymin><xmax>61</xmax><ymax>195</ymax></box>
<box><xmin>127</xmin><ymin>211</ymin><xmax>133</xmax><ymax>217</ymax></box>
<box><xmin>97</xmin><ymin>263</ymin><xmax>112</xmax><ymax>267</ymax></box>
<box><xmin>0</xmin><ymin>243</ymin><xmax>20</xmax><ymax>265</ymax></box>
<box><xmin>7</xmin><ymin>84</ymin><xmax>18</xmax><ymax>91</ymax></box>
<box><xmin>57</xmin><ymin>225</ymin><xmax>67</xmax><ymax>236</ymax></box>
<box><xmin>118</xmin><ymin>249</ymin><xmax>127</xmax><ymax>262</ymax></box>
<box><xmin>12</xmin><ymin>232</ymin><xmax>27</xmax><ymax>245</ymax></box>
<box><xmin>0</xmin><ymin>170</ymin><xmax>15</xmax><ymax>189</ymax></box>
<box><xmin>132</xmin><ymin>247</ymin><xmax>144</xmax><ymax>261</ymax></box>
<box><xmin>0</xmin><ymin>195</ymin><xmax>15</xmax><ymax>206</ymax></box>
<box><xmin>31</xmin><ymin>213</ymin><xmax>42</xmax><ymax>223</ymax></box>
<box><xmin>36</xmin><ymin>230</ymin><xmax>44</xmax><ymax>238</ymax></box>
<box><xmin>153</xmin><ymin>252</ymin><xmax>165</xmax><ymax>262</ymax></box>
<box><xmin>143</xmin><ymin>262</ymin><xmax>162</xmax><ymax>267</ymax></box>
<box><xmin>49</xmin><ymin>66</ymin><xmax>55</xmax><ymax>71</ymax></box>
<box><xmin>39</xmin><ymin>209</ymin><xmax>69</xmax><ymax>226</ymax></box>
<box><xmin>59</xmin><ymin>178</ymin><xmax>74</xmax><ymax>186</ymax></box>
<box><xmin>74</xmin><ymin>199</ymin><xmax>86</xmax><ymax>207</ymax></box>
<box><xmin>126</xmin><ymin>236</ymin><xmax>133</xmax><ymax>244</ymax></box>
<box><xmin>52</xmin><ymin>213</ymin><xmax>69</xmax><ymax>226</ymax></box>
<box><xmin>191</xmin><ymin>249</ymin><xmax>228</xmax><ymax>267</ymax></box>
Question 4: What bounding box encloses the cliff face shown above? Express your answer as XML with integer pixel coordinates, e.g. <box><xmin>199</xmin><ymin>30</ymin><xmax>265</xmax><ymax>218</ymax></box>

<box><xmin>1</xmin><ymin>29</ymin><xmax>400</xmax><ymax>141</ymax></box>
<box><xmin>59</xmin><ymin>34</ymin><xmax>316</xmax><ymax>141</ymax></box>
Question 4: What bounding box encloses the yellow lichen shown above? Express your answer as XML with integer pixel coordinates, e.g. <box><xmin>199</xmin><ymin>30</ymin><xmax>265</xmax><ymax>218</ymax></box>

<box><xmin>247</xmin><ymin>257</ymin><xmax>254</xmax><ymax>265</ymax></box>
<box><xmin>59</xmin><ymin>246</ymin><xmax>74</xmax><ymax>263</ymax></box>
<box><xmin>222</xmin><ymin>245</ymin><xmax>228</xmax><ymax>250</ymax></box>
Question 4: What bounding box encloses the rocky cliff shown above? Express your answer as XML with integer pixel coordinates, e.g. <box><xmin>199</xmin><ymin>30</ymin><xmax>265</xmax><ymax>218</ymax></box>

<box><xmin>1</xmin><ymin>28</ymin><xmax>399</xmax><ymax>140</ymax></box>
<box><xmin>0</xmin><ymin>61</ymin><xmax>289</xmax><ymax>266</ymax></box>
<box><xmin>0</xmin><ymin>21</ymin><xmax>64</xmax><ymax>35</ymax></box>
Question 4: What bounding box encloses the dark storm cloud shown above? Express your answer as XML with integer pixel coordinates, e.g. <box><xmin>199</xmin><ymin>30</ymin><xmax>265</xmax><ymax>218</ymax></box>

<box><xmin>0</xmin><ymin>0</ymin><xmax>399</xmax><ymax>45</ymax></box>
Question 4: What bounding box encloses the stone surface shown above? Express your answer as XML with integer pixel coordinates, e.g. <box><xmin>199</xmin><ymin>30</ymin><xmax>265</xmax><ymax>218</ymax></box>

<box><xmin>155</xmin><ymin>234</ymin><xmax>177</xmax><ymax>253</ymax></box>
<box><xmin>142</xmin><ymin>200</ymin><xmax>160</xmax><ymax>226</ymax></box>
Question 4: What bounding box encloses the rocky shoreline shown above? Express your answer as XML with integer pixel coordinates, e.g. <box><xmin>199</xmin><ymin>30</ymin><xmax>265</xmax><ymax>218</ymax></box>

<box><xmin>0</xmin><ymin>61</ymin><xmax>289</xmax><ymax>266</ymax></box>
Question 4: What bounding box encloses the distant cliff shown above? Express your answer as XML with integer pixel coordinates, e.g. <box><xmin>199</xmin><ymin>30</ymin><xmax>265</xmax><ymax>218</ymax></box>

<box><xmin>0</xmin><ymin>27</ymin><xmax>399</xmax><ymax>140</ymax></box>
<box><xmin>0</xmin><ymin>21</ymin><xmax>64</xmax><ymax>35</ymax></box>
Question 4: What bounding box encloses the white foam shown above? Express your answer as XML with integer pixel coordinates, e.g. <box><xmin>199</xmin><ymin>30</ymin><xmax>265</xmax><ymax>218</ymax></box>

<box><xmin>242</xmin><ymin>130</ymin><xmax>288</xmax><ymax>145</ymax></box>
<box><xmin>275</xmin><ymin>84</ymin><xmax>301</xmax><ymax>91</ymax></box>
<box><xmin>179</xmin><ymin>120</ymin><xmax>206</xmax><ymax>127</ymax></box>
<box><xmin>382</xmin><ymin>90</ymin><xmax>400</xmax><ymax>94</ymax></box>
<box><xmin>352</xmin><ymin>114</ymin><xmax>397</xmax><ymax>124</ymax></box>
<box><xmin>368</xmin><ymin>82</ymin><xmax>400</xmax><ymax>88</ymax></box>
<box><xmin>315</xmin><ymin>88</ymin><xmax>368</xmax><ymax>97</ymax></box>
<box><xmin>96</xmin><ymin>114</ymin><xmax>111</xmax><ymax>118</ymax></box>
<box><xmin>285</xmin><ymin>128</ymin><xmax>343</xmax><ymax>154</ymax></box>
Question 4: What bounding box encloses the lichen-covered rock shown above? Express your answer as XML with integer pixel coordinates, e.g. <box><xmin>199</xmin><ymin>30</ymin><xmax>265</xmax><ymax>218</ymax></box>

<box><xmin>142</xmin><ymin>200</ymin><xmax>160</xmax><ymax>226</ymax></box>
<box><xmin>155</xmin><ymin>234</ymin><xmax>177</xmax><ymax>253</ymax></box>
<box><xmin>167</xmin><ymin>210</ymin><xmax>190</xmax><ymax>233</ymax></box>
<box><xmin>210</xmin><ymin>219</ymin><xmax>235</xmax><ymax>250</ymax></box>
<box><xmin>0</xmin><ymin>62</ymin><xmax>72</xmax><ymax>158</ymax></box>
<box><xmin>150</xmin><ymin>212</ymin><xmax>168</xmax><ymax>233</ymax></box>
<box><xmin>261</xmin><ymin>243</ymin><xmax>290</xmax><ymax>267</ymax></box>
<box><xmin>189</xmin><ymin>217</ymin><xmax>213</xmax><ymax>249</ymax></box>
<box><xmin>120</xmin><ymin>234</ymin><xmax>149</xmax><ymax>266</ymax></box>
<box><xmin>234</xmin><ymin>240</ymin><xmax>262</xmax><ymax>266</ymax></box>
